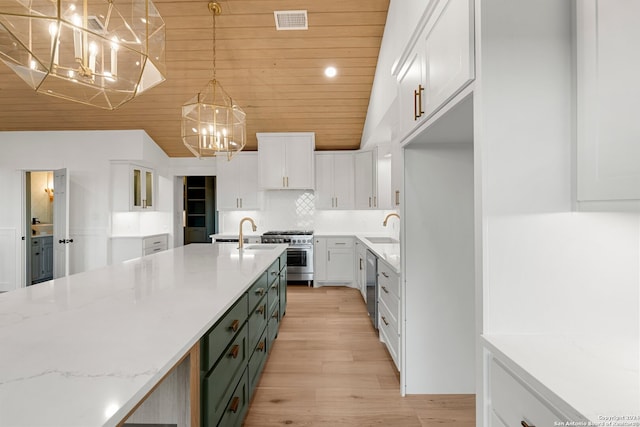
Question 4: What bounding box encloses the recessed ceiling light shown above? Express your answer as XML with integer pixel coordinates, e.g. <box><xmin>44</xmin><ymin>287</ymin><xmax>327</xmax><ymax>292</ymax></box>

<box><xmin>324</xmin><ymin>66</ymin><xmax>337</xmax><ymax>78</ymax></box>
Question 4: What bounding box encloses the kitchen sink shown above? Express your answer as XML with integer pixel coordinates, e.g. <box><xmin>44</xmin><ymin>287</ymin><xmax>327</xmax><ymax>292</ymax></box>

<box><xmin>365</xmin><ymin>237</ymin><xmax>399</xmax><ymax>244</ymax></box>
<box><xmin>243</xmin><ymin>245</ymin><xmax>277</xmax><ymax>250</ymax></box>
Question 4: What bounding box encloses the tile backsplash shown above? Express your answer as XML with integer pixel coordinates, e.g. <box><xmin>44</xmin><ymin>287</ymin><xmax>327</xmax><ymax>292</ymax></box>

<box><xmin>218</xmin><ymin>190</ymin><xmax>397</xmax><ymax>236</ymax></box>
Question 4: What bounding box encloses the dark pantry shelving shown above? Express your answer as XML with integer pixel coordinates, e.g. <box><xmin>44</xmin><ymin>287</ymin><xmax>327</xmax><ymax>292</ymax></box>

<box><xmin>184</xmin><ymin>176</ymin><xmax>216</xmax><ymax>243</ymax></box>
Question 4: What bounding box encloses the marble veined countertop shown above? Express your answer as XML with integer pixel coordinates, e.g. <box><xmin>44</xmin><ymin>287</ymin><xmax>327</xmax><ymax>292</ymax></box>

<box><xmin>0</xmin><ymin>243</ymin><xmax>287</xmax><ymax>427</ymax></box>
<box><xmin>483</xmin><ymin>334</ymin><xmax>640</xmax><ymax>422</ymax></box>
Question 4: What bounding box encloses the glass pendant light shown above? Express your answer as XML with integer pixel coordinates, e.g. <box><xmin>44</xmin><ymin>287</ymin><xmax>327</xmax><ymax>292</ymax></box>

<box><xmin>0</xmin><ymin>0</ymin><xmax>167</xmax><ymax>109</ymax></box>
<box><xmin>181</xmin><ymin>1</ymin><xmax>246</xmax><ymax>160</ymax></box>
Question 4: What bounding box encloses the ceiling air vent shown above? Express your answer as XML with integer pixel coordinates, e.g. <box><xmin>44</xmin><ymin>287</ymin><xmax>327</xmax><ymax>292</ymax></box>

<box><xmin>274</xmin><ymin>10</ymin><xmax>308</xmax><ymax>30</ymax></box>
<box><xmin>86</xmin><ymin>16</ymin><xmax>106</xmax><ymax>33</ymax></box>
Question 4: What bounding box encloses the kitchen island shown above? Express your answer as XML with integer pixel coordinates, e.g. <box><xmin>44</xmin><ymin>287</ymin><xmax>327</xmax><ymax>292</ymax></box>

<box><xmin>0</xmin><ymin>242</ymin><xmax>287</xmax><ymax>427</ymax></box>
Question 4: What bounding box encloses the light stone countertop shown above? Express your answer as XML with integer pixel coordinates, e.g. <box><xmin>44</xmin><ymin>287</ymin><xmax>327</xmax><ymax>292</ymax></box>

<box><xmin>0</xmin><ymin>242</ymin><xmax>287</xmax><ymax>427</ymax></box>
<box><xmin>483</xmin><ymin>334</ymin><xmax>640</xmax><ymax>422</ymax></box>
<box><xmin>314</xmin><ymin>232</ymin><xmax>401</xmax><ymax>273</ymax></box>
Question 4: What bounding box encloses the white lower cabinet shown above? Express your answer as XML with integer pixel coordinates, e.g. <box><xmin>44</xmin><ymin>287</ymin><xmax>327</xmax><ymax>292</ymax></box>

<box><xmin>314</xmin><ymin>236</ymin><xmax>355</xmax><ymax>286</ymax></box>
<box><xmin>377</xmin><ymin>258</ymin><xmax>400</xmax><ymax>370</ymax></box>
<box><xmin>355</xmin><ymin>240</ymin><xmax>367</xmax><ymax>301</ymax></box>
<box><xmin>488</xmin><ymin>356</ymin><xmax>570</xmax><ymax>427</ymax></box>
<box><xmin>111</xmin><ymin>234</ymin><xmax>168</xmax><ymax>264</ymax></box>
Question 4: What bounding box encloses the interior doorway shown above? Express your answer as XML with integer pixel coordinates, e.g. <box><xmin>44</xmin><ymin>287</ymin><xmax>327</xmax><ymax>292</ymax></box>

<box><xmin>25</xmin><ymin>171</ymin><xmax>55</xmax><ymax>285</ymax></box>
<box><xmin>183</xmin><ymin>176</ymin><xmax>217</xmax><ymax>244</ymax></box>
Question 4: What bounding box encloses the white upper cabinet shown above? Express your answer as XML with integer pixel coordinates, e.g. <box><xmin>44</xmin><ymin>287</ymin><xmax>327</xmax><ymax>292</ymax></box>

<box><xmin>315</xmin><ymin>152</ymin><xmax>355</xmax><ymax>210</ymax></box>
<box><xmin>257</xmin><ymin>132</ymin><xmax>315</xmax><ymax>190</ymax></box>
<box><xmin>396</xmin><ymin>0</ymin><xmax>475</xmax><ymax>142</ymax></box>
<box><xmin>354</xmin><ymin>150</ymin><xmax>378</xmax><ymax>209</ymax></box>
<box><xmin>216</xmin><ymin>153</ymin><xmax>260</xmax><ymax>210</ymax></box>
<box><xmin>111</xmin><ymin>161</ymin><xmax>156</xmax><ymax>211</ymax></box>
<box><xmin>577</xmin><ymin>0</ymin><xmax>640</xmax><ymax>206</ymax></box>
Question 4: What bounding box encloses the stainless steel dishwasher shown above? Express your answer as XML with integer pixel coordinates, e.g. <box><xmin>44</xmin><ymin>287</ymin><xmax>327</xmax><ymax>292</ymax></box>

<box><xmin>366</xmin><ymin>249</ymin><xmax>377</xmax><ymax>329</ymax></box>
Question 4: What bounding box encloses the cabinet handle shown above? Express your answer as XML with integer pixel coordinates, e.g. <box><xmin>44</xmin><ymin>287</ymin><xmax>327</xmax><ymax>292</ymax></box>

<box><xmin>417</xmin><ymin>84</ymin><xmax>424</xmax><ymax>118</ymax></box>
<box><xmin>35</xmin><ymin>252</ymin><xmax>40</xmax><ymax>256</ymax></box>
<box><xmin>272</xmin><ymin>310</ymin><xmax>279</xmax><ymax>319</ymax></box>
<box><xmin>381</xmin><ymin>316</ymin><xmax>389</xmax><ymax>326</ymax></box>
<box><xmin>271</xmin><ymin>271</ymin><xmax>278</xmax><ymax>276</ymax></box>
<box><xmin>381</xmin><ymin>272</ymin><xmax>389</xmax><ymax>278</ymax></box>
<box><xmin>271</xmin><ymin>283</ymin><xmax>278</xmax><ymax>289</ymax></box>
<box><xmin>335</xmin><ymin>242</ymin><xmax>346</xmax><ymax>245</ymax></box>
<box><xmin>369</xmin><ymin>197</ymin><xmax>372</xmax><ymax>208</ymax></box>
<box><xmin>257</xmin><ymin>341</ymin><xmax>265</xmax><ymax>352</ymax></box>
<box><xmin>229</xmin><ymin>344</ymin><xmax>240</xmax><ymax>359</ymax></box>
<box><xmin>142</xmin><ymin>199</ymin><xmax>147</xmax><ymax>209</ymax></box>
<box><xmin>286</xmin><ymin>176</ymin><xmax>289</xmax><ymax>187</ymax></box>
<box><xmin>283</xmin><ymin>176</ymin><xmax>286</xmax><ymax>188</ymax></box>
<box><xmin>255</xmin><ymin>288</ymin><xmax>265</xmax><ymax>296</ymax></box>
<box><xmin>229</xmin><ymin>396</ymin><xmax>240</xmax><ymax>413</ymax></box>
<box><xmin>413</xmin><ymin>88</ymin><xmax>419</xmax><ymax>120</ymax></box>
<box><xmin>335</xmin><ymin>197</ymin><xmax>338</xmax><ymax>208</ymax></box>
<box><xmin>521</xmin><ymin>422</ymin><xmax>535</xmax><ymax>427</ymax></box>
<box><xmin>381</xmin><ymin>285</ymin><xmax>389</xmax><ymax>294</ymax></box>
<box><xmin>395</xmin><ymin>190</ymin><xmax>400</xmax><ymax>206</ymax></box>
<box><xmin>229</xmin><ymin>319</ymin><xmax>240</xmax><ymax>332</ymax></box>
<box><xmin>359</xmin><ymin>259</ymin><xmax>363</xmax><ymax>270</ymax></box>
<box><xmin>256</xmin><ymin>304</ymin><xmax>265</xmax><ymax>314</ymax></box>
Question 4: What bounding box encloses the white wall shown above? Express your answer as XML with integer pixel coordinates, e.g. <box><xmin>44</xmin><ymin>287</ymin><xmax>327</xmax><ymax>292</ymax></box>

<box><xmin>478</xmin><ymin>0</ymin><xmax>640</xmax><ymax>340</ymax></box>
<box><xmin>0</xmin><ymin>130</ymin><xmax>172</xmax><ymax>290</ymax></box>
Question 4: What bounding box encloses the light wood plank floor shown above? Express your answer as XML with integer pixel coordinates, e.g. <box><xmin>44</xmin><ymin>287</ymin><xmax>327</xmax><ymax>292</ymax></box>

<box><xmin>244</xmin><ymin>286</ymin><xmax>475</xmax><ymax>426</ymax></box>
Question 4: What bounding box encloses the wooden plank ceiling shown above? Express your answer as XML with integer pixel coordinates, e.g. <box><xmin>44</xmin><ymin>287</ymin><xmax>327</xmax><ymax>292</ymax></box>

<box><xmin>0</xmin><ymin>0</ymin><xmax>389</xmax><ymax>156</ymax></box>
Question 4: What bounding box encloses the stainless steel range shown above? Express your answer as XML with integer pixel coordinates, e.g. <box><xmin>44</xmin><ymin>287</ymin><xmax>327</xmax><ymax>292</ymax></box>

<box><xmin>261</xmin><ymin>230</ymin><xmax>313</xmax><ymax>284</ymax></box>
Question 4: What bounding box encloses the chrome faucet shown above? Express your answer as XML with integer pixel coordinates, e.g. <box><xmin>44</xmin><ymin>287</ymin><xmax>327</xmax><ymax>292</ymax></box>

<box><xmin>382</xmin><ymin>212</ymin><xmax>400</xmax><ymax>226</ymax></box>
<box><xmin>238</xmin><ymin>217</ymin><xmax>257</xmax><ymax>249</ymax></box>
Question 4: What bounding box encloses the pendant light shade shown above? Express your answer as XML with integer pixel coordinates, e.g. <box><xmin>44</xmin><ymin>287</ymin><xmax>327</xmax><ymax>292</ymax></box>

<box><xmin>181</xmin><ymin>2</ymin><xmax>246</xmax><ymax>159</ymax></box>
<box><xmin>0</xmin><ymin>0</ymin><xmax>166</xmax><ymax>110</ymax></box>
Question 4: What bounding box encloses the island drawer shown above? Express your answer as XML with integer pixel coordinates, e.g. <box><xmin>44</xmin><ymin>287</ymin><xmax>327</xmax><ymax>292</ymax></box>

<box><xmin>267</xmin><ymin>277</ymin><xmax>279</xmax><ymax>315</ymax></box>
<box><xmin>248</xmin><ymin>299</ymin><xmax>268</xmax><ymax>352</ymax></box>
<box><xmin>248</xmin><ymin>272</ymin><xmax>268</xmax><ymax>311</ymax></box>
<box><xmin>267</xmin><ymin>304</ymin><xmax>280</xmax><ymax>352</ymax></box>
<box><xmin>217</xmin><ymin>368</ymin><xmax>249</xmax><ymax>427</ymax></box>
<box><xmin>202</xmin><ymin>294</ymin><xmax>248</xmax><ymax>372</ymax></box>
<box><xmin>248</xmin><ymin>329</ymin><xmax>268</xmax><ymax>399</ymax></box>
<box><xmin>202</xmin><ymin>326</ymin><xmax>248</xmax><ymax>426</ymax></box>
<box><xmin>489</xmin><ymin>357</ymin><xmax>566</xmax><ymax>427</ymax></box>
<box><xmin>268</xmin><ymin>259</ymin><xmax>280</xmax><ymax>285</ymax></box>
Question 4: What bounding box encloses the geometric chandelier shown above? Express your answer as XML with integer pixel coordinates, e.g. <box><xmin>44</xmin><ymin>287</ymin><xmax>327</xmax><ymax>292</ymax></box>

<box><xmin>181</xmin><ymin>1</ymin><xmax>246</xmax><ymax>160</ymax></box>
<box><xmin>0</xmin><ymin>0</ymin><xmax>166</xmax><ymax>110</ymax></box>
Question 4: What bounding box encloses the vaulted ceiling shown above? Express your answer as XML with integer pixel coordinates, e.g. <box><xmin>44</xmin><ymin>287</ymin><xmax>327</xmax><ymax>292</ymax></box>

<box><xmin>0</xmin><ymin>0</ymin><xmax>389</xmax><ymax>156</ymax></box>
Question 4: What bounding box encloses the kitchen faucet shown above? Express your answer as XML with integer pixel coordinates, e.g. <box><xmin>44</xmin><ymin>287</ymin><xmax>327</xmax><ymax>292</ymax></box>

<box><xmin>238</xmin><ymin>217</ymin><xmax>257</xmax><ymax>250</ymax></box>
<box><xmin>382</xmin><ymin>212</ymin><xmax>400</xmax><ymax>226</ymax></box>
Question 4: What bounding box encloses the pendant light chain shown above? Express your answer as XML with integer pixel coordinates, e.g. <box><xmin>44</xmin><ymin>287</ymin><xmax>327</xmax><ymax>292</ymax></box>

<box><xmin>210</xmin><ymin>2</ymin><xmax>219</xmax><ymax>82</ymax></box>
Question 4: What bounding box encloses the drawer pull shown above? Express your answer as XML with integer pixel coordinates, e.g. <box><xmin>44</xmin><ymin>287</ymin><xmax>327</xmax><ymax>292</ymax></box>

<box><xmin>229</xmin><ymin>344</ymin><xmax>240</xmax><ymax>359</ymax></box>
<box><xmin>272</xmin><ymin>311</ymin><xmax>279</xmax><ymax>319</ymax></box>
<box><xmin>255</xmin><ymin>288</ymin><xmax>265</xmax><ymax>296</ymax></box>
<box><xmin>271</xmin><ymin>283</ymin><xmax>278</xmax><ymax>289</ymax></box>
<box><xmin>256</xmin><ymin>305</ymin><xmax>265</xmax><ymax>315</ymax></box>
<box><xmin>381</xmin><ymin>316</ymin><xmax>389</xmax><ymax>326</ymax></box>
<box><xmin>257</xmin><ymin>341</ymin><xmax>265</xmax><ymax>352</ymax></box>
<box><xmin>381</xmin><ymin>272</ymin><xmax>389</xmax><ymax>278</ymax></box>
<box><xmin>521</xmin><ymin>422</ymin><xmax>535</xmax><ymax>427</ymax></box>
<box><xmin>229</xmin><ymin>319</ymin><xmax>240</xmax><ymax>332</ymax></box>
<box><xmin>381</xmin><ymin>285</ymin><xmax>389</xmax><ymax>294</ymax></box>
<box><xmin>271</xmin><ymin>271</ymin><xmax>278</xmax><ymax>276</ymax></box>
<box><xmin>229</xmin><ymin>396</ymin><xmax>240</xmax><ymax>413</ymax></box>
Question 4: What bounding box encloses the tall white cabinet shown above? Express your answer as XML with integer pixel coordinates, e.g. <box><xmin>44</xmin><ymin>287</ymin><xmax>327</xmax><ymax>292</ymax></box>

<box><xmin>315</xmin><ymin>152</ymin><xmax>354</xmax><ymax>210</ymax></box>
<box><xmin>216</xmin><ymin>153</ymin><xmax>260</xmax><ymax>210</ymax></box>
<box><xmin>257</xmin><ymin>132</ymin><xmax>315</xmax><ymax>190</ymax></box>
<box><xmin>576</xmin><ymin>0</ymin><xmax>640</xmax><ymax>206</ymax></box>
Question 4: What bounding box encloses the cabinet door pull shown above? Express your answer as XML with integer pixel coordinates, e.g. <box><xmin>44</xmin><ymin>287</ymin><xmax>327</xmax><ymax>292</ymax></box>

<box><xmin>395</xmin><ymin>190</ymin><xmax>400</xmax><ymax>206</ymax></box>
<box><xmin>335</xmin><ymin>242</ymin><xmax>346</xmax><ymax>245</ymax></box>
<box><xmin>369</xmin><ymin>197</ymin><xmax>372</xmax><ymax>208</ymax></box>
<box><xmin>381</xmin><ymin>271</ymin><xmax>389</xmax><ymax>278</ymax></box>
<box><xmin>373</xmin><ymin>196</ymin><xmax>377</xmax><ymax>207</ymax></box>
<box><xmin>414</xmin><ymin>88</ymin><xmax>419</xmax><ymax>120</ymax></box>
<box><xmin>335</xmin><ymin>197</ymin><xmax>338</xmax><ymax>208</ymax></box>
<box><xmin>228</xmin><ymin>344</ymin><xmax>240</xmax><ymax>359</ymax></box>
<box><xmin>381</xmin><ymin>316</ymin><xmax>389</xmax><ymax>326</ymax></box>
<box><xmin>255</xmin><ymin>287</ymin><xmax>265</xmax><ymax>296</ymax></box>
<box><xmin>282</xmin><ymin>176</ymin><xmax>286</xmax><ymax>188</ymax></box>
<box><xmin>257</xmin><ymin>341</ymin><xmax>265</xmax><ymax>352</ymax></box>
<box><xmin>229</xmin><ymin>319</ymin><xmax>240</xmax><ymax>332</ymax></box>
<box><xmin>381</xmin><ymin>285</ymin><xmax>389</xmax><ymax>294</ymax></box>
<box><xmin>417</xmin><ymin>84</ymin><xmax>424</xmax><ymax>118</ymax></box>
<box><xmin>286</xmin><ymin>177</ymin><xmax>289</xmax><ymax>187</ymax></box>
<box><xmin>142</xmin><ymin>199</ymin><xmax>147</xmax><ymax>209</ymax></box>
<box><xmin>521</xmin><ymin>422</ymin><xmax>535</xmax><ymax>427</ymax></box>
<box><xmin>229</xmin><ymin>396</ymin><xmax>240</xmax><ymax>413</ymax></box>
<box><xmin>272</xmin><ymin>310</ymin><xmax>279</xmax><ymax>319</ymax></box>
<box><xmin>359</xmin><ymin>259</ymin><xmax>363</xmax><ymax>270</ymax></box>
<box><xmin>257</xmin><ymin>304</ymin><xmax>265</xmax><ymax>315</ymax></box>
<box><xmin>271</xmin><ymin>283</ymin><xmax>278</xmax><ymax>289</ymax></box>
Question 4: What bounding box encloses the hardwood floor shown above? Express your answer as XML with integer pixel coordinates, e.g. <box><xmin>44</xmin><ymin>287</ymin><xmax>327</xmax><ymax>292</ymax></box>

<box><xmin>244</xmin><ymin>286</ymin><xmax>475</xmax><ymax>426</ymax></box>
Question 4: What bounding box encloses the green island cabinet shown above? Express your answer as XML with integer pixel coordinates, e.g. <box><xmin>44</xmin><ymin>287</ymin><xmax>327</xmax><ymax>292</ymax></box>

<box><xmin>200</xmin><ymin>252</ymin><xmax>287</xmax><ymax>427</ymax></box>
